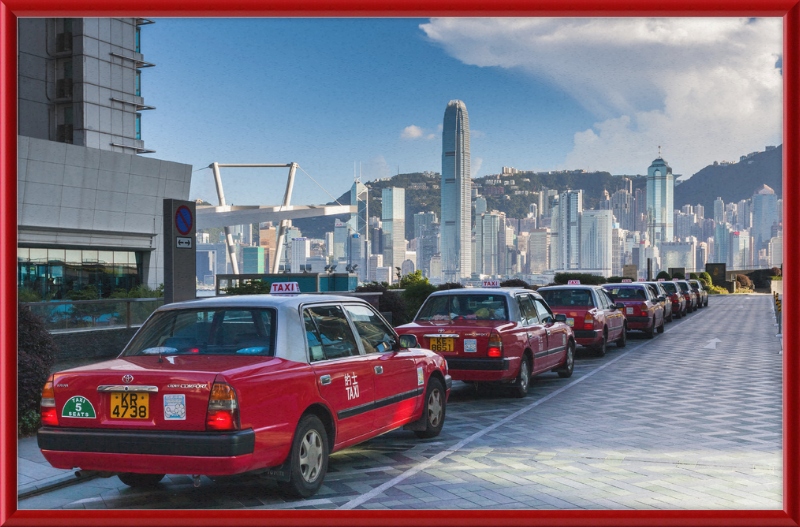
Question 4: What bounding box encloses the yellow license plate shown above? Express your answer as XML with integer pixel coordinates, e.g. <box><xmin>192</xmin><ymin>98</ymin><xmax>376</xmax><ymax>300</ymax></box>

<box><xmin>430</xmin><ymin>338</ymin><xmax>454</xmax><ymax>352</ymax></box>
<box><xmin>110</xmin><ymin>392</ymin><xmax>149</xmax><ymax>419</ymax></box>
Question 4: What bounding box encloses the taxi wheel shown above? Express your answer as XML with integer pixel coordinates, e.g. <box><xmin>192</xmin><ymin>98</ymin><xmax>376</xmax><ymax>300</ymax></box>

<box><xmin>645</xmin><ymin>317</ymin><xmax>655</xmax><ymax>339</ymax></box>
<box><xmin>117</xmin><ymin>472</ymin><xmax>165</xmax><ymax>488</ymax></box>
<box><xmin>594</xmin><ymin>332</ymin><xmax>607</xmax><ymax>357</ymax></box>
<box><xmin>557</xmin><ymin>340</ymin><xmax>575</xmax><ymax>378</ymax></box>
<box><xmin>510</xmin><ymin>356</ymin><xmax>531</xmax><ymax>398</ymax></box>
<box><xmin>414</xmin><ymin>377</ymin><xmax>446</xmax><ymax>439</ymax></box>
<box><xmin>285</xmin><ymin>414</ymin><xmax>329</xmax><ymax>498</ymax></box>
<box><xmin>616</xmin><ymin>323</ymin><xmax>627</xmax><ymax>348</ymax></box>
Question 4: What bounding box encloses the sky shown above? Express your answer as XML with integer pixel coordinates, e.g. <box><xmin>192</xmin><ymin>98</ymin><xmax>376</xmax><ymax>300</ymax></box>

<box><xmin>140</xmin><ymin>18</ymin><xmax>784</xmax><ymax>207</ymax></box>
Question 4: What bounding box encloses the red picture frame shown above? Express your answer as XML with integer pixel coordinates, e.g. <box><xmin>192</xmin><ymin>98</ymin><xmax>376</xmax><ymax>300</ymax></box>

<box><xmin>1</xmin><ymin>2</ymin><xmax>797</xmax><ymax>526</ymax></box>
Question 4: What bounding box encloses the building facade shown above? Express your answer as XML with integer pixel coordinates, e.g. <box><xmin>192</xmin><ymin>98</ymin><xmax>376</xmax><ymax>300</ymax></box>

<box><xmin>441</xmin><ymin>100</ymin><xmax>472</xmax><ymax>281</ymax></box>
<box><xmin>646</xmin><ymin>153</ymin><xmax>674</xmax><ymax>247</ymax></box>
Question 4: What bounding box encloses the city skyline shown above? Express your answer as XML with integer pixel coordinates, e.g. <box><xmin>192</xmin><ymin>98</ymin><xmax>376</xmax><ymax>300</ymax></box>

<box><xmin>127</xmin><ymin>18</ymin><xmax>783</xmax><ymax>208</ymax></box>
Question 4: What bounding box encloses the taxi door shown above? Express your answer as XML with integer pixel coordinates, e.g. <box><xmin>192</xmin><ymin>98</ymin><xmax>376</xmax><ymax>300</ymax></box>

<box><xmin>533</xmin><ymin>297</ymin><xmax>567</xmax><ymax>369</ymax></box>
<box><xmin>598</xmin><ymin>288</ymin><xmax>624</xmax><ymax>341</ymax></box>
<box><xmin>343</xmin><ymin>304</ymin><xmax>421</xmax><ymax>431</ymax></box>
<box><xmin>304</xmin><ymin>304</ymin><xmax>376</xmax><ymax>444</ymax></box>
<box><xmin>516</xmin><ymin>294</ymin><xmax>547</xmax><ymax>372</ymax></box>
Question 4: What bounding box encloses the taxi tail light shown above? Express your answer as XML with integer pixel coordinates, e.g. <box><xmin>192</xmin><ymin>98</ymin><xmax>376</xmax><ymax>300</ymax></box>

<box><xmin>206</xmin><ymin>382</ymin><xmax>239</xmax><ymax>431</ymax></box>
<box><xmin>487</xmin><ymin>332</ymin><xmax>503</xmax><ymax>358</ymax></box>
<box><xmin>40</xmin><ymin>375</ymin><xmax>59</xmax><ymax>426</ymax></box>
<box><xmin>640</xmin><ymin>303</ymin><xmax>649</xmax><ymax>315</ymax></box>
<box><xmin>583</xmin><ymin>313</ymin><xmax>594</xmax><ymax>330</ymax></box>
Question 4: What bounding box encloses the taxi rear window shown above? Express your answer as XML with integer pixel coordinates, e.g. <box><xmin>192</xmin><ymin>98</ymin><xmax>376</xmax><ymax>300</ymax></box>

<box><xmin>660</xmin><ymin>282</ymin><xmax>678</xmax><ymax>293</ymax></box>
<box><xmin>123</xmin><ymin>308</ymin><xmax>276</xmax><ymax>357</ymax></box>
<box><xmin>677</xmin><ymin>282</ymin><xmax>690</xmax><ymax>292</ymax></box>
<box><xmin>539</xmin><ymin>289</ymin><xmax>594</xmax><ymax>307</ymax></box>
<box><xmin>605</xmin><ymin>287</ymin><xmax>647</xmax><ymax>300</ymax></box>
<box><xmin>416</xmin><ymin>295</ymin><xmax>509</xmax><ymax>321</ymax></box>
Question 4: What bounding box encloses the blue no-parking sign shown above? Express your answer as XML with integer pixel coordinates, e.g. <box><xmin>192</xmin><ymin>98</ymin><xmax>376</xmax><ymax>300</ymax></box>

<box><xmin>175</xmin><ymin>205</ymin><xmax>193</xmax><ymax>235</ymax></box>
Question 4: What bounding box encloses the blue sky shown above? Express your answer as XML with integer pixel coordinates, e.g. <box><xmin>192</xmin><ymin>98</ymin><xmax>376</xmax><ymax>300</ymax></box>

<box><xmin>141</xmin><ymin>18</ymin><xmax>783</xmax><ymax>207</ymax></box>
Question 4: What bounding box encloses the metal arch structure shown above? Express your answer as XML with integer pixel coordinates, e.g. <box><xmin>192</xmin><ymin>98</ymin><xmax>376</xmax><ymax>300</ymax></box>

<box><xmin>202</xmin><ymin>162</ymin><xmax>355</xmax><ymax>275</ymax></box>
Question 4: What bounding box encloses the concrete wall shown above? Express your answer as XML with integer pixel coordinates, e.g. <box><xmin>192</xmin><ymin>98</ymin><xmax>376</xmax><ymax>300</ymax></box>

<box><xmin>771</xmin><ymin>280</ymin><xmax>783</xmax><ymax>296</ymax></box>
<box><xmin>18</xmin><ymin>136</ymin><xmax>193</xmax><ymax>288</ymax></box>
<box><xmin>51</xmin><ymin>327</ymin><xmax>138</xmax><ymax>364</ymax></box>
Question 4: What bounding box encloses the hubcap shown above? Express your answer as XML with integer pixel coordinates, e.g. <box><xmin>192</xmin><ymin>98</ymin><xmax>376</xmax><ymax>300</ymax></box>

<box><xmin>519</xmin><ymin>361</ymin><xmax>529</xmax><ymax>390</ymax></box>
<box><xmin>427</xmin><ymin>389</ymin><xmax>442</xmax><ymax>427</ymax></box>
<box><xmin>298</xmin><ymin>430</ymin><xmax>323</xmax><ymax>483</ymax></box>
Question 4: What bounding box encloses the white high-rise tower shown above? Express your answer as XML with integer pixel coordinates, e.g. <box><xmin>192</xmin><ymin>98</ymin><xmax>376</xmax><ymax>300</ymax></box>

<box><xmin>441</xmin><ymin>100</ymin><xmax>472</xmax><ymax>281</ymax></box>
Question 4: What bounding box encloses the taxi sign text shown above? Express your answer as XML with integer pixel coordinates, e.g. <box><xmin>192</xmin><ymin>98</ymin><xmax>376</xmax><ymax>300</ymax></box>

<box><xmin>658</xmin><ymin>278</ymin><xmax>665</xmax><ymax>281</ymax></box>
<box><xmin>482</xmin><ymin>280</ymin><xmax>500</xmax><ymax>288</ymax></box>
<box><xmin>271</xmin><ymin>282</ymin><xmax>301</xmax><ymax>294</ymax></box>
<box><xmin>567</xmin><ymin>280</ymin><xmax>581</xmax><ymax>285</ymax></box>
<box><xmin>622</xmin><ymin>279</ymin><xmax>632</xmax><ymax>283</ymax></box>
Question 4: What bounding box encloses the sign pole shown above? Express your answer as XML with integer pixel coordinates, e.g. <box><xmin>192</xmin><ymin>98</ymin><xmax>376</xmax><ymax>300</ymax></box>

<box><xmin>163</xmin><ymin>199</ymin><xmax>197</xmax><ymax>304</ymax></box>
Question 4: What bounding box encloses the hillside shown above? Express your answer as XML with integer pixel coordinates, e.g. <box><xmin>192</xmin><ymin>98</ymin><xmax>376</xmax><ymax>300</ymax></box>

<box><xmin>293</xmin><ymin>170</ymin><xmax>647</xmax><ymax>240</ymax></box>
<box><xmin>674</xmin><ymin>145</ymin><xmax>782</xmax><ymax>214</ymax></box>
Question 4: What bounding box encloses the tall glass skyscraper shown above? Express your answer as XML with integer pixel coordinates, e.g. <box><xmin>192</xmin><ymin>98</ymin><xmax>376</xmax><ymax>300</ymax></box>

<box><xmin>441</xmin><ymin>100</ymin><xmax>472</xmax><ymax>281</ymax></box>
<box><xmin>382</xmin><ymin>187</ymin><xmax>406</xmax><ymax>273</ymax></box>
<box><xmin>646</xmin><ymin>152</ymin><xmax>674</xmax><ymax>246</ymax></box>
<box><xmin>350</xmin><ymin>180</ymin><xmax>369</xmax><ymax>244</ymax></box>
<box><xmin>751</xmin><ymin>184</ymin><xmax>778</xmax><ymax>251</ymax></box>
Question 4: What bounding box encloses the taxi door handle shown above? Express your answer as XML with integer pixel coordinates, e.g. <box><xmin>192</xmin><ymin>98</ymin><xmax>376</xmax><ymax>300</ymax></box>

<box><xmin>374</xmin><ymin>366</ymin><xmax>383</xmax><ymax>374</ymax></box>
<box><xmin>319</xmin><ymin>375</ymin><xmax>332</xmax><ymax>385</ymax></box>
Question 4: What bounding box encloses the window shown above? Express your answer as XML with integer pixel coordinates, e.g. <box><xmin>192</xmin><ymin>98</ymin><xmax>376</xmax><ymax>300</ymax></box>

<box><xmin>416</xmin><ymin>294</ymin><xmax>508</xmax><ymax>321</ymax></box>
<box><xmin>135</xmin><ymin>26</ymin><xmax>141</xmax><ymax>53</ymax></box>
<box><xmin>517</xmin><ymin>295</ymin><xmax>538</xmax><ymax>325</ymax></box>
<box><xmin>539</xmin><ymin>288</ymin><xmax>594</xmax><ymax>307</ymax></box>
<box><xmin>344</xmin><ymin>304</ymin><xmax>396</xmax><ymax>354</ymax></box>
<box><xmin>122</xmin><ymin>308</ymin><xmax>276</xmax><ymax>356</ymax></box>
<box><xmin>533</xmin><ymin>298</ymin><xmax>554</xmax><ymax>324</ymax></box>
<box><xmin>135</xmin><ymin>70</ymin><xmax>141</xmax><ymax>96</ymax></box>
<box><xmin>135</xmin><ymin>113</ymin><xmax>141</xmax><ymax>140</ymax></box>
<box><xmin>304</xmin><ymin>305</ymin><xmax>359</xmax><ymax>361</ymax></box>
<box><xmin>602</xmin><ymin>290</ymin><xmax>617</xmax><ymax>308</ymax></box>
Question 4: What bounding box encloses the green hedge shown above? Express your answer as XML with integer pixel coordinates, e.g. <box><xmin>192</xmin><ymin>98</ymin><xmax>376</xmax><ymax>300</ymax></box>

<box><xmin>553</xmin><ymin>273</ymin><xmax>606</xmax><ymax>285</ymax></box>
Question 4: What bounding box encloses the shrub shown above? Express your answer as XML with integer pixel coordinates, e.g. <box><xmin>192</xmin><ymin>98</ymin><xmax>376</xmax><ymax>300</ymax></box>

<box><xmin>736</xmin><ymin>274</ymin><xmax>752</xmax><ymax>289</ymax></box>
<box><xmin>355</xmin><ymin>283</ymin><xmax>409</xmax><ymax>326</ymax></box>
<box><xmin>499</xmin><ymin>278</ymin><xmax>529</xmax><ymax>288</ymax></box>
<box><xmin>436</xmin><ymin>282</ymin><xmax>464</xmax><ymax>291</ymax></box>
<box><xmin>689</xmin><ymin>272</ymin><xmax>699</xmax><ymax>280</ymax></box>
<box><xmin>672</xmin><ymin>271</ymin><xmax>685</xmax><ymax>279</ymax></box>
<box><xmin>398</xmin><ymin>271</ymin><xmax>436</xmax><ymax>321</ymax></box>
<box><xmin>656</xmin><ymin>271</ymin><xmax>671</xmax><ymax>280</ymax></box>
<box><xmin>699</xmin><ymin>272</ymin><xmax>712</xmax><ymax>287</ymax></box>
<box><xmin>708</xmin><ymin>285</ymin><xmax>729</xmax><ymax>295</ymax></box>
<box><xmin>605</xmin><ymin>276</ymin><xmax>626</xmax><ymax>283</ymax></box>
<box><xmin>224</xmin><ymin>279</ymin><xmax>271</xmax><ymax>295</ymax></box>
<box><xmin>18</xmin><ymin>304</ymin><xmax>59</xmax><ymax>436</ymax></box>
<box><xmin>553</xmin><ymin>273</ymin><xmax>606</xmax><ymax>285</ymax></box>
<box><xmin>771</xmin><ymin>266</ymin><xmax>782</xmax><ymax>277</ymax></box>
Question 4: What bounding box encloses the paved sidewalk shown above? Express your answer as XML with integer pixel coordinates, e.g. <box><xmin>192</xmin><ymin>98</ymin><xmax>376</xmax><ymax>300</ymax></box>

<box><xmin>17</xmin><ymin>435</ymin><xmax>85</xmax><ymax>498</ymax></box>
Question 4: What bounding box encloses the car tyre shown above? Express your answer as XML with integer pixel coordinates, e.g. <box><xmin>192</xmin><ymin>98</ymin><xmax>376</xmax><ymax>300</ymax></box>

<box><xmin>414</xmin><ymin>377</ymin><xmax>446</xmax><ymax>438</ymax></box>
<box><xmin>285</xmin><ymin>414</ymin><xmax>329</xmax><ymax>498</ymax></box>
<box><xmin>557</xmin><ymin>340</ymin><xmax>575</xmax><ymax>378</ymax></box>
<box><xmin>616</xmin><ymin>323</ymin><xmax>627</xmax><ymax>348</ymax></box>
<box><xmin>117</xmin><ymin>473</ymin><xmax>165</xmax><ymax>488</ymax></box>
<box><xmin>510</xmin><ymin>355</ymin><xmax>531</xmax><ymax>398</ymax></box>
<box><xmin>594</xmin><ymin>331</ymin><xmax>607</xmax><ymax>357</ymax></box>
<box><xmin>645</xmin><ymin>317</ymin><xmax>655</xmax><ymax>339</ymax></box>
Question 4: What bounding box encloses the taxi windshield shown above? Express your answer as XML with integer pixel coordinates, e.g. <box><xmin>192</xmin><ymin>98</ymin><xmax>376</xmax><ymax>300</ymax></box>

<box><xmin>416</xmin><ymin>295</ymin><xmax>509</xmax><ymax>322</ymax></box>
<box><xmin>123</xmin><ymin>308</ymin><xmax>277</xmax><ymax>357</ymax></box>
<box><xmin>539</xmin><ymin>289</ymin><xmax>594</xmax><ymax>307</ymax></box>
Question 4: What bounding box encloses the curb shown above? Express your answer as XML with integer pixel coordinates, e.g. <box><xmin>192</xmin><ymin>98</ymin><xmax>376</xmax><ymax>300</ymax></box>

<box><xmin>18</xmin><ymin>473</ymin><xmax>97</xmax><ymax>500</ymax></box>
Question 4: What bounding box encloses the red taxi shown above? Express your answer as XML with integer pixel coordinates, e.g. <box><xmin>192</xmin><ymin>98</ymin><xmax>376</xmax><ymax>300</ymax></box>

<box><xmin>602</xmin><ymin>283</ymin><xmax>665</xmax><ymax>338</ymax></box>
<box><xmin>656</xmin><ymin>280</ymin><xmax>686</xmax><ymax>318</ymax></box>
<box><xmin>37</xmin><ymin>285</ymin><xmax>451</xmax><ymax>498</ymax></box>
<box><xmin>675</xmin><ymin>280</ymin><xmax>698</xmax><ymax>312</ymax></box>
<box><xmin>537</xmin><ymin>284</ymin><xmax>626</xmax><ymax>356</ymax></box>
<box><xmin>396</xmin><ymin>285</ymin><xmax>575</xmax><ymax>398</ymax></box>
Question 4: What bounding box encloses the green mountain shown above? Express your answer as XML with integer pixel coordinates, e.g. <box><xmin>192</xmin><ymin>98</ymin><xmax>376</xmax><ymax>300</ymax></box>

<box><xmin>673</xmin><ymin>145</ymin><xmax>782</xmax><ymax>214</ymax></box>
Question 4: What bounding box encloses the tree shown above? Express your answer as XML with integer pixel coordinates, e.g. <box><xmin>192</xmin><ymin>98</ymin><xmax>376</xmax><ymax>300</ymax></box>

<box><xmin>224</xmin><ymin>279</ymin><xmax>271</xmax><ymax>296</ymax></box>
<box><xmin>656</xmin><ymin>271</ymin><xmax>671</xmax><ymax>280</ymax></box>
<box><xmin>672</xmin><ymin>271</ymin><xmax>685</xmax><ymax>279</ymax></box>
<box><xmin>499</xmin><ymin>278</ymin><xmax>529</xmax><ymax>288</ymax></box>
<box><xmin>398</xmin><ymin>271</ymin><xmax>436</xmax><ymax>321</ymax></box>
<box><xmin>554</xmin><ymin>273</ymin><xmax>605</xmax><ymax>285</ymax></box>
<box><xmin>736</xmin><ymin>274</ymin><xmax>752</xmax><ymax>289</ymax></box>
<box><xmin>771</xmin><ymin>266</ymin><xmax>782</xmax><ymax>277</ymax></box>
<box><xmin>355</xmin><ymin>282</ymin><xmax>409</xmax><ymax>326</ymax></box>
<box><xmin>437</xmin><ymin>282</ymin><xmax>464</xmax><ymax>291</ymax></box>
<box><xmin>18</xmin><ymin>304</ymin><xmax>59</xmax><ymax>435</ymax></box>
<box><xmin>699</xmin><ymin>272</ymin><xmax>713</xmax><ymax>287</ymax></box>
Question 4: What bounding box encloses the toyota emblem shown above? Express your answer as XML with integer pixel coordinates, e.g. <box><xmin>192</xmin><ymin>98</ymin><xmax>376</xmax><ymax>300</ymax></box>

<box><xmin>122</xmin><ymin>374</ymin><xmax>133</xmax><ymax>384</ymax></box>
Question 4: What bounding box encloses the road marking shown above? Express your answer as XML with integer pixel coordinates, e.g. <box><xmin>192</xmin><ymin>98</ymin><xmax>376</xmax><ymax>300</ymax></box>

<box><xmin>338</xmin><ymin>308</ymin><xmax>713</xmax><ymax>510</ymax></box>
<box><xmin>703</xmin><ymin>338</ymin><xmax>722</xmax><ymax>349</ymax></box>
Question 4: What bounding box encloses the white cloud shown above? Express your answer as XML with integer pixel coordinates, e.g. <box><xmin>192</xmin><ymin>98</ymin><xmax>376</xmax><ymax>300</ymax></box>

<box><xmin>361</xmin><ymin>155</ymin><xmax>392</xmax><ymax>181</ymax></box>
<box><xmin>472</xmin><ymin>156</ymin><xmax>483</xmax><ymax>176</ymax></box>
<box><xmin>426</xmin><ymin>133</ymin><xmax>436</xmax><ymax>140</ymax></box>
<box><xmin>401</xmin><ymin>125</ymin><xmax>425</xmax><ymax>139</ymax></box>
<box><xmin>471</xmin><ymin>129</ymin><xmax>485</xmax><ymax>139</ymax></box>
<box><xmin>437</xmin><ymin>123</ymin><xmax>444</xmax><ymax>131</ymax></box>
<box><xmin>421</xmin><ymin>17</ymin><xmax>783</xmax><ymax>177</ymax></box>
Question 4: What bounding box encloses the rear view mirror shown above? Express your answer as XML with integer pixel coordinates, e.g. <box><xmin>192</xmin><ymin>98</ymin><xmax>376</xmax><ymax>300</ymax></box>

<box><xmin>399</xmin><ymin>334</ymin><xmax>418</xmax><ymax>349</ymax></box>
<box><xmin>554</xmin><ymin>314</ymin><xmax>567</xmax><ymax>323</ymax></box>
<box><xmin>659</xmin><ymin>296</ymin><xmax>666</xmax><ymax>302</ymax></box>
<box><xmin>615</xmin><ymin>302</ymin><xmax>625</xmax><ymax>310</ymax></box>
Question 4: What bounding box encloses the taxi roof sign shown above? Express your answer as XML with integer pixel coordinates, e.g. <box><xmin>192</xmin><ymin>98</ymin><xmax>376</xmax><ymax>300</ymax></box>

<box><xmin>271</xmin><ymin>282</ymin><xmax>301</xmax><ymax>294</ymax></box>
<box><xmin>673</xmin><ymin>278</ymin><xmax>681</xmax><ymax>281</ymax></box>
<box><xmin>622</xmin><ymin>279</ymin><xmax>632</xmax><ymax>283</ymax></box>
<box><xmin>658</xmin><ymin>278</ymin><xmax>665</xmax><ymax>281</ymax></box>
<box><xmin>482</xmin><ymin>280</ymin><xmax>500</xmax><ymax>288</ymax></box>
<box><xmin>567</xmin><ymin>280</ymin><xmax>580</xmax><ymax>285</ymax></box>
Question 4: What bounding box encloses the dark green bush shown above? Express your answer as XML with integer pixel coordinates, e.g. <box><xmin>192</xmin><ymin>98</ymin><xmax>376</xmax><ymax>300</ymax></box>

<box><xmin>656</xmin><ymin>271</ymin><xmax>671</xmax><ymax>280</ymax></box>
<box><xmin>672</xmin><ymin>271</ymin><xmax>685</xmax><ymax>279</ymax></box>
<box><xmin>18</xmin><ymin>304</ymin><xmax>59</xmax><ymax>436</ymax></box>
<box><xmin>553</xmin><ymin>273</ymin><xmax>606</xmax><ymax>285</ymax></box>
<box><xmin>499</xmin><ymin>278</ymin><xmax>529</xmax><ymax>288</ymax></box>
<box><xmin>689</xmin><ymin>272</ymin><xmax>699</xmax><ymax>280</ymax></box>
<box><xmin>605</xmin><ymin>276</ymin><xmax>626</xmax><ymax>283</ymax></box>
<box><xmin>398</xmin><ymin>271</ymin><xmax>437</xmax><ymax>321</ymax></box>
<box><xmin>699</xmin><ymin>271</ymin><xmax>712</xmax><ymax>287</ymax></box>
<box><xmin>356</xmin><ymin>282</ymin><xmax>409</xmax><ymax>326</ymax></box>
<box><xmin>436</xmin><ymin>282</ymin><xmax>464</xmax><ymax>291</ymax></box>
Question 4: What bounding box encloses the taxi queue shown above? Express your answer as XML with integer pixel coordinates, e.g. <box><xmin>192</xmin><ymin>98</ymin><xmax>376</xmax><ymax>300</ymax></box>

<box><xmin>36</xmin><ymin>278</ymin><xmax>709</xmax><ymax>498</ymax></box>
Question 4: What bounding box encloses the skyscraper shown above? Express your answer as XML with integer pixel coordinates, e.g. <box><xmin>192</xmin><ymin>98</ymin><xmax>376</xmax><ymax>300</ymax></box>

<box><xmin>382</xmin><ymin>187</ymin><xmax>406</xmax><ymax>272</ymax></box>
<box><xmin>752</xmin><ymin>184</ymin><xmax>778</xmax><ymax>251</ymax></box>
<box><xmin>580</xmin><ymin>209</ymin><xmax>613</xmax><ymax>276</ymax></box>
<box><xmin>554</xmin><ymin>190</ymin><xmax>583</xmax><ymax>270</ymax></box>
<box><xmin>646</xmin><ymin>150</ymin><xmax>674</xmax><ymax>246</ymax></box>
<box><xmin>441</xmin><ymin>100</ymin><xmax>472</xmax><ymax>281</ymax></box>
<box><xmin>714</xmin><ymin>197</ymin><xmax>725</xmax><ymax>225</ymax></box>
<box><xmin>414</xmin><ymin>211</ymin><xmax>438</xmax><ymax>240</ymax></box>
<box><xmin>350</xmin><ymin>179</ymin><xmax>369</xmax><ymax>244</ymax></box>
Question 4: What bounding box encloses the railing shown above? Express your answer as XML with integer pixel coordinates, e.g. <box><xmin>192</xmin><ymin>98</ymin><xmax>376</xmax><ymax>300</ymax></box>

<box><xmin>19</xmin><ymin>298</ymin><xmax>164</xmax><ymax>332</ymax></box>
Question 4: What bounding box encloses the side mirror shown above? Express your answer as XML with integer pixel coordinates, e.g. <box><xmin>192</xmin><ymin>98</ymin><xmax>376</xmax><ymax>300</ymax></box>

<box><xmin>554</xmin><ymin>313</ymin><xmax>567</xmax><ymax>323</ymax></box>
<box><xmin>658</xmin><ymin>296</ymin><xmax>666</xmax><ymax>303</ymax></box>
<box><xmin>615</xmin><ymin>302</ymin><xmax>625</xmax><ymax>310</ymax></box>
<box><xmin>398</xmin><ymin>334</ymin><xmax>418</xmax><ymax>349</ymax></box>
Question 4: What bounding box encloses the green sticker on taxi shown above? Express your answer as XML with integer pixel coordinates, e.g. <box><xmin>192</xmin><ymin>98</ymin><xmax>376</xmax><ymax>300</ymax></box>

<box><xmin>62</xmin><ymin>396</ymin><xmax>96</xmax><ymax>418</ymax></box>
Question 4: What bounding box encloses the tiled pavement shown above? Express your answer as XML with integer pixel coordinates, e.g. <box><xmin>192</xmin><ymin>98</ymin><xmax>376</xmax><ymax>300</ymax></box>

<box><xmin>18</xmin><ymin>294</ymin><xmax>783</xmax><ymax>510</ymax></box>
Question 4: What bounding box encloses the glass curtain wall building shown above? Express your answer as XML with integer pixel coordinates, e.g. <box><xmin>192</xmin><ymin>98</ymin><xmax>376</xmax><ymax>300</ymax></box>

<box><xmin>646</xmin><ymin>153</ymin><xmax>675</xmax><ymax>247</ymax></box>
<box><xmin>441</xmin><ymin>100</ymin><xmax>472</xmax><ymax>281</ymax></box>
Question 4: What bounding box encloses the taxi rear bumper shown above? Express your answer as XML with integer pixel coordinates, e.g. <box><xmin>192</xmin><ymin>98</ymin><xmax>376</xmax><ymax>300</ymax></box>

<box><xmin>446</xmin><ymin>357</ymin><xmax>513</xmax><ymax>382</ymax></box>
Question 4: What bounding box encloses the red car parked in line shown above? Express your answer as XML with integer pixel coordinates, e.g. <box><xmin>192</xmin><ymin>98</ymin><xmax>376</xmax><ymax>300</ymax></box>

<box><xmin>396</xmin><ymin>287</ymin><xmax>575</xmax><ymax>398</ymax></box>
<box><xmin>675</xmin><ymin>280</ymin><xmax>698</xmax><ymax>312</ymax></box>
<box><xmin>602</xmin><ymin>283</ymin><xmax>665</xmax><ymax>338</ymax></box>
<box><xmin>537</xmin><ymin>285</ymin><xmax>627</xmax><ymax>356</ymax></box>
<box><xmin>657</xmin><ymin>280</ymin><xmax>687</xmax><ymax>318</ymax></box>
